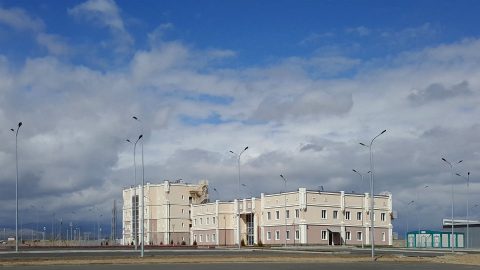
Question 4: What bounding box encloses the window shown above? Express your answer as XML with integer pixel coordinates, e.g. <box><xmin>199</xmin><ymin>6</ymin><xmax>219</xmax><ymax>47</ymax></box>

<box><xmin>286</xmin><ymin>210</ymin><xmax>290</xmax><ymax>219</ymax></box>
<box><xmin>193</xmin><ymin>234</ymin><xmax>197</xmax><ymax>241</ymax></box>
<box><xmin>381</xmin><ymin>213</ymin><xmax>386</xmax><ymax>221</ymax></box>
<box><xmin>200</xmin><ymin>218</ymin><xmax>203</xmax><ymax>225</ymax></box>
<box><xmin>357</xmin><ymin>231</ymin><xmax>362</xmax><ymax>241</ymax></box>
<box><xmin>382</xmin><ymin>232</ymin><xmax>386</xmax><ymax>241</ymax></box>
<box><xmin>206</xmin><ymin>234</ymin><xmax>209</xmax><ymax>242</ymax></box>
<box><xmin>182</xmin><ymin>209</ymin><xmax>184</xmax><ymax>214</ymax></box>
<box><xmin>276</xmin><ymin>211</ymin><xmax>280</xmax><ymax>220</ymax></box>
<box><xmin>267</xmin><ymin>232</ymin><xmax>271</xmax><ymax>240</ymax></box>
<box><xmin>345</xmin><ymin>211</ymin><xmax>351</xmax><ymax>220</ymax></box>
<box><xmin>346</xmin><ymin>231</ymin><xmax>351</xmax><ymax>240</ymax></box>
<box><xmin>212</xmin><ymin>234</ymin><xmax>216</xmax><ymax>242</ymax></box>
<box><xmin>275</xmin><ymin>231</ymin><xmax>280</xmax><ymax>240</ymax></box>
<box><xmin>295</xmin><ymin>209</ymin><xmax>300</xmax><ymax>218</ymax></box>
<box><xmin>194</xmin><ymin>219</ymin><xmax>197</xmax><ymax>226</ymax></box>
<box><xmin>286</xmin><ymin>230</ymin><xmax>290</xmax><ymax>240</ymax></box>
<box><xmin>267</xmin><ymin>212</ymin><xmax>271</xmax><ymax>220</ymax></box>
<box><xmin>213</xmin><ymin>217</ymin><xmax>216</xmax><ymax>224</ymax></box>
<box><xmin>206</xmin><ymin>217</ymin><xmax>209</xmax><ymax>225</ymax></box>
<box><xmin>295</xmin><ymin>230</ymin><xmax>300</xmax><ymax>240</ymax></box>
<box><xmin>357</xmin><ymin>212</ymin><xmax>362</xmax><ymax>221</ymax></box>
<box><xmin>182</xmin><ymin>222</ymin><xmax>184</xmax><ymax>228</ymax></box>
<box><xmin>199</xmin><ymin>234</ymin><xmax>203</xmax><ymax>242</ymax></box>
<box><xmin>321</xmin><ymin>230</ymin><xmax>327</xmax><ymax>240</ymax></box>
<box><xmin>182</xmin><ymin>195</ymin><xmax>184</xmax><ymax>200</ymax></box>
<box><xmin>321</xmin><ymin>209</ymin><xmax>327</xmax><ymax>219</ymax></box>
<box><xmin>333</xmin><ymin>210</ymin><xmax>338</xmax><ymax>219</ymax></box>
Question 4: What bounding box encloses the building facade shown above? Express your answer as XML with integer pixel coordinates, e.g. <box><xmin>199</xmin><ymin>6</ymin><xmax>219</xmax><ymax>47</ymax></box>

<box><xmin>190</xmin><ymin>188</ymin><xmax>393</xmax><ymax>246</ymax></box>
<box><xmin>407</xmin><ymin>230</ymin><xmax>464</xmax><ymax>248</ymax></box>
<box><xmin>122</xmin><ymin>180</ymin><xmax>208</xmax><ymax>245</ymax></box>
<box><xmin>442</xmin><ymin>219</ymin><xmax>480</xmax><ymax>248</ymax></box>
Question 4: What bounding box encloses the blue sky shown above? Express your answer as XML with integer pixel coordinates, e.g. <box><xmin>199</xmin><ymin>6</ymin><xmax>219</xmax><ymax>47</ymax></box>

<box><xmin>1</xmin><ymin>0</ymin><xmax>480</xmax><ymax>235</ymax></box>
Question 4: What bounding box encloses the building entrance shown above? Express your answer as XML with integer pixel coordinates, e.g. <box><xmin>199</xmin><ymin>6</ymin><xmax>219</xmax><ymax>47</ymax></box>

<box><xmin>246</xmin><ymin>213</ymin><xmax>254</xmax><ymax>246</ymax></box>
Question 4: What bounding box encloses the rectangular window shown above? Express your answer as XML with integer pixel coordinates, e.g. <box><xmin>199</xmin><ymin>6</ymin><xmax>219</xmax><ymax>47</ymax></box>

<box><xmin>333</xmin><ymin>210</ymin><xmax>338</xmax><ymax>219</ymax></box>
<box><xmin>267</xmin><ymin>212</ymin><xmax>271</xmax><ymax>220</ymax></box>
<box><xmin>206</xmin><ymin>234</ymin><xmax>209</xmax><ymax>242</ymax></box>
<box><xmin>194</xmin><ymin>219</ymin><xmax>197</xmax><ymax>226</ymax></box>
<box><xmin>267</xmin><ymin>231</ymin><xmax>271</xmax><ymax>240</ymax></box>
<box><xmin>206</xmin><ymin>217</ymin><xmax>209</xmax><ymax>225</ymax></box>
<box><xmin>182</xmin><ymin>222</ymin><xmax>184</xmax><ymax>228</ymax></box>
<box><xmin>286</xmin><ymin>230</ymin><xmax>290</xmax><ymax>240</ymax></box>
<box><xmin>276</xmin><ymin>211</ymin><xmax>280</xmax><ymax>220</ymax></box>
<box><xmin>357</xmin><ymin>212</ymin><xmax>362</xmax><ymax>221</ymax></box>
<box><xmin>321</xmin><ymin>209</ymin><xmax>327</xmax><ymax>219</ymax></box>
<box><xmin>199</xmin><ymin>234</ymin><xmax>203</xmax><ymax>242</ymax></box>
<box><xmin>346</xmin><ymin>231</ymin><xmax>351</xmax><ymax>240</ymax></box>
<box><xmin>382</xmin><ymin>232</ymin><xmax>386</xmax><ymax>241</ymax></box>
<box><xmin>321</xmin><ymin>230</ymin><xmax>327</xmax><ymax>240</ymax></box>
<box><xmin>295</xmin><ymin>230</ymin><xmax>300</xmax><ymax>240</ymax></box>
<box><xmin>212</xmin><ymin>234</ymin><xmax>216</xmax><ymax>242</ymax></box>
<box><xmin>295</xmin><ymin>209</ymin><xmax>300</xmax><ymax>218</ymax></box>
<box><xmin>381</xmin><ymin>213</ymin><xmax>386</xmax><ymax>221</ymax></box>
<box><xmin>200</xmin><ymin>218</ymin><xmax>203</xmax><ymax>225</ymax></box>
<box><xmin>286</xmin><ymin>210</ymin><xmax>290</xmax><ymax>219</ymax></box>
<box><xmin>345</xmin><ymin>211</ymin><xmax>351</xmax><ymax>220</ymax></box>
<box><xmin>357</xmin><ymin>231</ymin><xmax>362</xmax><ymax>241</ymax></box>
<box><xmin>194</xmin><ymin>234</ymin><xmax>197</xmax><ymax>241</ymax></box>
<box><xmin>275</xmin><ymin>230</ymin><xmax>280</xmax><ymax>240</ymax></box>
<box><xmin>182</xmin><ymin>209</ymin><xmax>185</xmax><ymax>214</ymax></box>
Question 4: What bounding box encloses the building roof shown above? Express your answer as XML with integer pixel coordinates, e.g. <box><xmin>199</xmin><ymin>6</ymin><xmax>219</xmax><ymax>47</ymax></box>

<box><xmin>442</xmin><ymin>219</ymin><xmax>480</xmax><ymax>227</ymax></box>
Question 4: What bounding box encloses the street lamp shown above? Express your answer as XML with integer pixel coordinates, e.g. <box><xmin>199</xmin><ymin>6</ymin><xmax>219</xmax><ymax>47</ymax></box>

<box><xmin>10</xmin><ymin>121</ymin><xmax>22</xmax><ymax>252</ymax></box>
<box><xmin>352</xmin><ymin>169</ymin><xmax>371</xmax><ymax>248</ymax></box>
<box><xmin>456</xmin><ymin>172</ymin><xmax>470</xmax><ymax>248</ymax></box>
<box><xmin>406</xmin><ymin>200</ymin><xmax>415</xmax><ymax>247</ymax></box>
<box><xmin>280</xmin><ymin>174</ymin><xmax>288</xmax><ymax>247</ymax></box>
<box><xmin>359</xmin><ymin>129</ymin><xmax>386</xmax><ymax>261</ymax></box>
<box><xmin>230</xmin><ymin>147</ymin><xmax>248</xmax><ymax>249</ymax></box>
<box><xmin>133</xmin><ymin>116</ymin><xmax>146</xmax><ymax>258</ymax></box>
<box><xmin>126</xmin><ymin>134</ymin><xmax>143</xmax><ymax>251</ymax></box>
<box><xmin>441</xmin><ymin>157</ymin><xmax>462</xmax><ymax>252</ymax></box>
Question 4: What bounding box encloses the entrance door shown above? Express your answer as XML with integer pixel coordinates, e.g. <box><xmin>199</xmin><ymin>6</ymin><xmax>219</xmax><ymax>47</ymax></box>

<box><xmin>246</xmin><ymin>213</ymin><xmax>254</xmax><ymax>246</ymax></box>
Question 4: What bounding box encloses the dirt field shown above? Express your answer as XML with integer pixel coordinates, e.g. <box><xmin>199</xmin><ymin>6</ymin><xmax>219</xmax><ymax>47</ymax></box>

<box><xmin>1</xmin><ymin>253</ymin><xmax>480</xmax><ymax>267</ymax></box>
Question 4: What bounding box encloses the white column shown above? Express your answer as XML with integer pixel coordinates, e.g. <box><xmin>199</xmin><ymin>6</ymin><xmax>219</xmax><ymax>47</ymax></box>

<box><xmin>234</xmin><ymin>199</ymin><xmax>239</xmax><ymax>245</ymax></box>
<box><xmin>365</xmin><ymin>193</ymin><xmax>370</xmax><ymax>245</ymax></box>
<box><xmin>388</xmin><ymin>193</ymin><xmax>393</xmax><ymax>246</ymax></box>
<box><xmin>340</xmin><ymin>191</ymin><xmax>345</xmax><ymax>245</ymax></box>
<box><xmin>215</xmin><ymin>200</ymin><xmax>220</xmax><ymax>246</ymax></box>
<box><xmin>164</xmin><ymin>201</ymin><xmax>170</xmax><ymax>244</ymax></box>
<box><xmin>300</xmin><ymin>224</ymin><xmax>307</xmax><ymax>244</ymax></box>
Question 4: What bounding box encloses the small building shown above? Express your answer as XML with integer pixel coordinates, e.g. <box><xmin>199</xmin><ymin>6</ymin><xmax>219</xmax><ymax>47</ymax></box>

<box><xmin>406</xmin><ymin>230</ymin><xmax>464</xmax><ymax>248</ymax></box>
<box><xmin>443</xmin><ymin>219</ymin><xmax>480</xmax><ymax>248</ymax></box>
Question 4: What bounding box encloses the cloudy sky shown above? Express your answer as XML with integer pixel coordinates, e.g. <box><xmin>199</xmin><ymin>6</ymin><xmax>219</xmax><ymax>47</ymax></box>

<box><xmin>0</xmin><ymin>0</ymin><xmax>479</xmax><ymax>236</ymax></box>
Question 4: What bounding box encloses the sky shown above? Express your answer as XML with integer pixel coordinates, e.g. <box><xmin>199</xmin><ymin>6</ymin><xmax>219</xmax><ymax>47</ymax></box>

<box><xmin>0</xmin><ymin>0</ymin><xmax>480</xmax><ymax>237</ymax></box>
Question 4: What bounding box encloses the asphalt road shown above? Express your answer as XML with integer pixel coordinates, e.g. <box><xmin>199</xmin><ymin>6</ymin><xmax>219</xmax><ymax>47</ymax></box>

<box><xmin>4</xmin><ymin>263</ymin><xmax>480</xmax><ymax>270</ymax></box>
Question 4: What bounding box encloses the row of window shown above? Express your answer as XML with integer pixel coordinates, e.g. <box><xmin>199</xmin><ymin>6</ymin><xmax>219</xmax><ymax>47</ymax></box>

<box><xmin>266</xmin><ymin>209</ymin><xmax>386</xmax><ymax>222</ymax></box>
<box><xmin>266</xmin><ymin>230</ymin><xmax>386</xmax><ymax>242</ymax></box>
<box><xmin>193</xmin><ymin>217</ymin><xmax>217</xmax><ymax>226</ymax></box>
<box><xmin>193</xmin><ymin>233</ymin><xmax>216</xmax><ymax>243</ymax></box>
<box><xmin>266</xmin><ymin>230</ymin><xmax>300</xmax><ymax>241</ymax></box>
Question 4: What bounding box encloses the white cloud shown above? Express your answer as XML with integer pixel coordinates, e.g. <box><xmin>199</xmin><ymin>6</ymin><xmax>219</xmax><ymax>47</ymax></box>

<box><xmin>69</xmin><ymin>0</ymin><xmax>133</xmax><ymax>53</ymax></box>
<box><xmin>0</xmin><ymin>7</ymin><xmax>45</xmax><ymax>32</ymax></box>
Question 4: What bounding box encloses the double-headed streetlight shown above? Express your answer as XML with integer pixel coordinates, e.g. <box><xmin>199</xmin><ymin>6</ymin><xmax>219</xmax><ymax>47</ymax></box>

<box><xmin>126</xmin><ymin>134</ymin><xmax>143</xmax><ymax>251</ymax></box>
<box><xmin>229</xmin><ymin>146</ymin><xmax>248</xmax><ymax>249</ymax></box>
<box><xmin>132</xmin><ymin>116</ymin><xmax>146</xmax><ymax>258</ymax></box>
<box><xmin>352</xmin><ymin>169</ymin><xmax>371</xmax><ymax>248</ymax></box>
<box><xmin>359</xmin><ymin>129</ymin><xmax>386</xmax><ymax>261</ymax></box>
<box><xmin>10</xmin><ymin>122</ymin><xmax>22</xmax><ymax>252</ymax></box>
<box><xmin>456</xmin><ymin>172</ymin><xmax>470</xmax><ymax>248</ymax></box>
<box><xmin>441</xmin><ymin>157</ymin><xmax>462</xmax><ymax>252</ymax></box>
<box><xmin>280</xmin><ymin>174</ymin><xmax>288</xmax><ymax>247</ymax></box>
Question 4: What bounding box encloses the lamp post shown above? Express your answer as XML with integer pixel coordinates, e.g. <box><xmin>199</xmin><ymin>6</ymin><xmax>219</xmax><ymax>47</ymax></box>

<box><xmin>359</xmin><ymin>129</ymin><xmax>386</xmax><ymax>261</ymax></box>
<box><xmin>126</xmin><ymin>134</ymin><xmax>143</xmax><ymax>251</ymax></box>
<box><xmin>133</xmin><ymin>116</ymin><xmax>146</xmax><ymax>257</ymax></box>
<box><xmin>10</xmin><ymin>121</ymin><xmax>22</xmax><ymax>252</ymax></box>
<box><xmin>352</xmin><ymin>169</ymin><xmax>371</xmax><ymax>248</ymax></box>
<box><xmin>229</xmin><ymin>146</ymin><xmax>248</xmax><ymax>249</ymax></box>
<box><xmin>441</xmin><ymin>157</ymin><xmax>462</xmax><ymax>252</ymax></box>
<box><xmin>406</xmin><ymin>200</ymin><xmax>415</xmax><ymax>247</ymax></box>
<box><xmin>280</xmin><ymin>175</ymin><xmax>288</xmax><ymax>247</ymax></box>
<box><xmin>456</xmin><ymin>172</ymin><xmax>470</xmax><ymax>248</ymax></box>
<box><xmin>416</xmin><ymin>185</ymin><xmax>429</xmax><ymax>237</ymax></box>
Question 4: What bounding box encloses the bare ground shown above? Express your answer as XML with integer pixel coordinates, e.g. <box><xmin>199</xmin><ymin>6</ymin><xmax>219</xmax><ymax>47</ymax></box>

<box><xmin>1</xmin><ymin>253</ymin><xmax>480</xmax><ymax>267</ymax></box>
